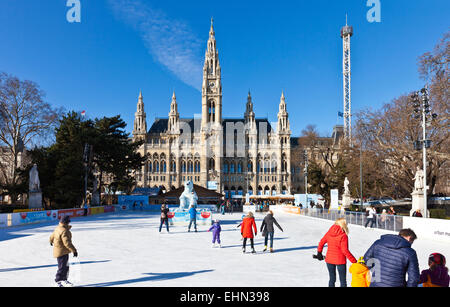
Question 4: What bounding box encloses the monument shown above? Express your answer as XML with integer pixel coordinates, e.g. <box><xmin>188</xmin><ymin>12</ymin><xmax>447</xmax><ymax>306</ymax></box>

<box><xmin>28</xmin><ymin>164</ymin><xmax>43</xmax><ymax>209</ymax></box>
<box><xmin>178</xmin><ymin>180</ymin><xmax>198</xmax><ymax>212</ymax></box>
<box><xmin>342</xmin><ymin>177</ymin><xmax>352</xmax><ymax>209</ymax></box>
<box><xmin>411</xmin><ymin>167</ymin><xmax>429</xmax><ymax>217</ymax></box>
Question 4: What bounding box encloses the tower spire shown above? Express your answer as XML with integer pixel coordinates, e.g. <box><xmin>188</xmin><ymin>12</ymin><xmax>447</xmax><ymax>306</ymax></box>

<box><xmin>133</xmin><ymin>91</ymin><xmax>147</xmax><ymax>141</ymax></box>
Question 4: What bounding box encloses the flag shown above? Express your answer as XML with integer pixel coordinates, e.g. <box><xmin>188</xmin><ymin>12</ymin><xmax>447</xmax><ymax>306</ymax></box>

<box><xmin>81</xmin><ymin>111</ymin><xmax>86</xmax><ymax>117</ymax></box>
<box><xmin>338</xmin><ymin>112</ymin><xmax>344</xmax><ymax>118</ymax></box>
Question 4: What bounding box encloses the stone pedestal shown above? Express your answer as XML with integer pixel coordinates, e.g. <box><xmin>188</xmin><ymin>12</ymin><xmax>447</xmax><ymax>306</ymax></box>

<box><xmin>29</xmin><ymin>191</ymin><xmax>43</xmax><ymax>209</ymax></box>
<box><xmin>342</xmin><ymin>193</ymin><xmax>352</xmax><ymax>209</ymax></box>
<box><xmin>92</xmin><ymin>191</ymin><xmax>100</xmax><ymax>206</ymax></box>
<box><xmin>410</xmin><ymin>191</ymin><xmax>429</xmax><ymax>218</ymax></box>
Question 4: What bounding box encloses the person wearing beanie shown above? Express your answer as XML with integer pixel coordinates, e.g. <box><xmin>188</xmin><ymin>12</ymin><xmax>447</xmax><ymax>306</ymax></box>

<box><xmin>349</xmin><ymin>257</ymin><xmax>371</xmax><ymax>287</ymax></box>
<box><xmin>50</xmin><ymin>216</ymin><xmax>78</xmax><ymax>287</ymax></box>
<box><xmin>419</xmin><ymin>253</ymin><xmax>449</xmax><ymax>287</ymax></box>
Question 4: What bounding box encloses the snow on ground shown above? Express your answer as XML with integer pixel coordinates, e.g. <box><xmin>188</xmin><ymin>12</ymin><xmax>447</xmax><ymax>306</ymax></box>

<box><xmin>0</xmin><ymin>211</ymin><xmax>449</xmax><ymax>287</ymax></box>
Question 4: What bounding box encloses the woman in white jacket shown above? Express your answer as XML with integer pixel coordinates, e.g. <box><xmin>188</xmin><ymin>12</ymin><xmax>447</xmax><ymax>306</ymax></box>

<box><xmin>365</xmin><ymin>206</ymin><xmax>377</xmax><ymax>228</ymax></box>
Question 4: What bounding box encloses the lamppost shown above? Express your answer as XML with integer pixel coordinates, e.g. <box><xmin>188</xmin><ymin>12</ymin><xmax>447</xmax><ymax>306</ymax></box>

<box><xmin>303</xmin><ymin>149</ymin><xmax>308</xmax><ymax>208</ymax></box>
<box><xmin>411</xmin><ymin>86</ymin><xmax>437</xmax><ymax>218</ymax></box>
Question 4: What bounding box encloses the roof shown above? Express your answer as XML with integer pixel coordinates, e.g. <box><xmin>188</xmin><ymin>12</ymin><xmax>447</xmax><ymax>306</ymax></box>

<box><xmin>148</xmin><ymin>117</ymin><xmax>273</xmax><ymax>135</ymax></box>
<box><xmin>131</xmin><ymin>187</ymin><xmax>162</xmax><ymax>196</ymax></box>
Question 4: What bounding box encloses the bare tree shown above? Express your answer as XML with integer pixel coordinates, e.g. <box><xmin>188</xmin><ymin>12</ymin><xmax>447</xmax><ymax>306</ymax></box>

<box><xmin>0</xmin><ymin>72</ymin><xmax>62</xmax><ymax>202</ymax></box>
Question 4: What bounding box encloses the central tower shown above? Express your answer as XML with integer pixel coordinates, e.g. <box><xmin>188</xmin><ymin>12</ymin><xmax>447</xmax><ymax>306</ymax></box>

<box><xmin>201</xmin><ymin>18</ymin><xmax>222</xmax><ymax>130</ymax></box>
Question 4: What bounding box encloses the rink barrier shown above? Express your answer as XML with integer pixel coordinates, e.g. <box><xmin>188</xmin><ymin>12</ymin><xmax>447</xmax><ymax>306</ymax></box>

<box><xmin>0</xmin><ymin>204</ymin><xmax>216</xmax><ymax>228</ymax></box>
<box><xmin>0</xmin><ymin>205</ymin><xmax>121</xmax><ymax>228</ymax></box>
<box><xmin>270</xmin><ymin>205</ymin><xmax>450</xmax><ymax>243</ymax></box>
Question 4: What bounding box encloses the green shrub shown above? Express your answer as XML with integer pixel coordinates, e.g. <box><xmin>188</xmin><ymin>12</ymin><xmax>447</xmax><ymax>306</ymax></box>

<box><xmin>430</xmin><ymin>209</ymin><xmax>447</xmax><ymax>220</ymax></box>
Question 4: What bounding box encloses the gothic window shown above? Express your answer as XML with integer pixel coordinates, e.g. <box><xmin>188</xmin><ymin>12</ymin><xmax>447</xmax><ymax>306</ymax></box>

<box><xmin>248</xmin><ymin>161</ymin><xmax>253</xmax><ymax>173</ymax></box>
<box><xmin>160</xmin><ymin>161</ymin><xmax>167</xmax><ymax>173</ymax></box>
<box><xmin>223</xmin><ymin>163</ymin><xmax>228</xmax><ymax>174</ymax></box>
<box><xmin>230</xmin><ymin>163</ymin><xmax>235</xmax><ymax>174</ymax></box>
<box><xmin>182</xmin><ymin>161</ymin><xmax>187</xmax><ymax>173</ymax></box>
<box><xmin>237</xmin><ymin>162</ymin><xmax>242</xmax><ymax>174</ymax></box>
<box><xmin>209</xmin><ymin>158</ymin><xmax>215</xmax><ymax>171</ymax></box>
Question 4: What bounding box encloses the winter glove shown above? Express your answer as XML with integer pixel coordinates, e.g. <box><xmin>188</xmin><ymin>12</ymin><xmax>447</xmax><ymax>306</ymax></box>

<box><xmin>73</xmin><ymin>251</ymin><xmax>78</xmax><ymax>258</ymax></box>
<box><xmin>317</xmin><ymin>252</ymin><xmax>324</xmax><ymax>261</ymax></box>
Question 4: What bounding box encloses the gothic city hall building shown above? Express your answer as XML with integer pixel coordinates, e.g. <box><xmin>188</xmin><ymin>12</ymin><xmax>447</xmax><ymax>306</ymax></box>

<box><xmin>131</xmin><ymin>21</ymin><xmax>343</xmax><ymax>199</ymax></box>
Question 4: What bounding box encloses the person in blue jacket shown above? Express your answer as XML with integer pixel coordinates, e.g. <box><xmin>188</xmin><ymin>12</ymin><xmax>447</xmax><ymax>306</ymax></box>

<box><xmin>364</xmin><ymin>228</ymin><xmax>420</xmax><ymax>287</ymax></box>
<box><xmin>188</xmin><ymin>204</ymin><xmax>197</xmax><ymax>232</ymax></box>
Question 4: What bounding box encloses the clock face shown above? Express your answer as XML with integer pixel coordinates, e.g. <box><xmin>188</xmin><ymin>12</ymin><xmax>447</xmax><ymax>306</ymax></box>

<box><xmin>209</xmin><ymin>82</ymin><xmax>215</xmax><ymax>88</ymax></box>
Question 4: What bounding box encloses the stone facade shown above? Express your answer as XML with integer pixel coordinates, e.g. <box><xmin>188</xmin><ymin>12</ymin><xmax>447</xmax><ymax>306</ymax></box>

<box><xmin>132</xmin><ymin>21</ymin><xmax>343</xmax><ymax>199</ymax></box>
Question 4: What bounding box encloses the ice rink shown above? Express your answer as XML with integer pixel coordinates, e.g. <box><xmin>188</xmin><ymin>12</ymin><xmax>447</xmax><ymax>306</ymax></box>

<box><xmin>0</xmin><ymin>210</ymin><xmax>449</xmax><ymax>287</ymax></box>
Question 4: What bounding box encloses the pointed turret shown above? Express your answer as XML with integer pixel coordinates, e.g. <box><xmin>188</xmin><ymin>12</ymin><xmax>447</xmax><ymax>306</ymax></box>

<box><xmin>133</xmin><ymin>91</ymin><xmax>147</xmax><ymax>141</ymax></box>
<box><xmin>168</xmin><ymin>91</ymin><xmax>180</xmax><ymax>133</ymax></box>
<box><xmin>277</xmin><ymin>91</ymin><xmax>290</xmax><ymax>133</ymax></box>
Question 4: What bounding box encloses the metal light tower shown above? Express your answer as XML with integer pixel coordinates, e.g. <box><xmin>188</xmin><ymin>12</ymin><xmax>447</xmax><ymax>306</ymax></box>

<box><xmin>341</xmin><ymin>16</ymin><xmax>353</xmax><ymax>142</ymax></box>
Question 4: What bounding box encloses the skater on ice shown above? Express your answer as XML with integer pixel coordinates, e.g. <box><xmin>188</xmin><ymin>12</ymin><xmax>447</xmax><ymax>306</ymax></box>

<box><xmin>241</xmin><ymin>211</ymin><xmax>257</xmax><ymax>254</ymax></box>
<box><xmin>363</xmin><ymin>228</ymin><xmax>420</xmax><ymax>287</ymax></box>
<box><xmin>49</xmin><ymin>215</ymin><xmax>78</xmax><ymax>287</ymax></box>
<box><xmin>260</xmin><ymin>210</ymin><xmax>283</xmax><ymax>253</ymax></box>
<box><xmin>418</xmin><ymin>253</ymin><xmax>449</xmax><ymax>287</ymax></box>
<box><xmin>188</xmin><ymin>204</ymin><xmax>198</xmax><ymax>232</ymax></box>
<box><xmin>208</xmin><ymin>219</ymin><xmax>222</xmax><ymax>248</ymax></box>
<box><xmin>159</xmin><ymin>203</ymin><xmax>170</xmax><ymax>233</ymax></box>
<box><xmin>316</xmin><ymin>218</ymin><xmax>357</xmax><ymax>287</ymax></box>
<box><xmin>349</xmin><ymin>257</ymin><xmax>371</xmax><ymax>287</ymax></box>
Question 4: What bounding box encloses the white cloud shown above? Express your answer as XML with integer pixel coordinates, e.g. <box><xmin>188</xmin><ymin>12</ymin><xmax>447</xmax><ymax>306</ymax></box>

<box><xmin>108</xmin><ymin>0</ymin><xmax>203</xmax><ymax>91</ymax></box>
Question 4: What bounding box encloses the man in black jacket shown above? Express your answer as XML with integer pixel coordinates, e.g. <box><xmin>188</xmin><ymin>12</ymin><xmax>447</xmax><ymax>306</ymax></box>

<box><xmin>260</xmin><ymin>211</ymin><xmax>283</xmax><ymax>253</ymax></box>
<box><xmin>364</xmin><ymin>228</ymin><xmax>420</xmax><ymax>287</ymax></box>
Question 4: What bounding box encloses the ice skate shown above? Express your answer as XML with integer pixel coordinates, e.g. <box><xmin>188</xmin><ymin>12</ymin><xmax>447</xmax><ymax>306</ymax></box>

<box><xmin>62</xmin><ymin>280</ymin><xmax>74</xmax><ymax>287</ymax></box>
<box><xmin>242</xmin><ymin>247</ymin><xmax>246</xmax><ymax>253</ymax></box>
<box><xmin>263</xmin><ymin>246</ymin><xmax>267</xmax><ymax>252</ymax></box>
<box><xmin>212</xmin><ymin>243</ymin><xmax>216</xmax><ymax>248</ymax></box>
<box><xmin>270</xmin><ymin>248</ymin><xmax>274</xmax><ymax>253</ymax></box>
<box><xmin>55</xmin><ymin>281</ymin><xmax>64</xmax><ymax>287</ymax></box>
<box><xmin>251</xmin><ymin>248</ymin><xmax>256</xmax><ymax>254</ymax></box>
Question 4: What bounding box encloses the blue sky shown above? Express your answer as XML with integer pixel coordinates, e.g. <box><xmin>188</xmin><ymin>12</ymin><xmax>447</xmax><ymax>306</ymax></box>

<box><xmin>0</xmin><ymin>0</ymin><xmax>448</xmax><ymax>138</ymax></box>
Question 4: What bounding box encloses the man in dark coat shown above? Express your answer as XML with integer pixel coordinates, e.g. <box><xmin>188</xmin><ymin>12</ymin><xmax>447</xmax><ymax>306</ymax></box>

<box><xmin>364</xmin><ymin>228</ymin><xmax>420</xmax><ymax>287</ymax></box>
<box><xmin>260</xmin><ymin>211</ymin><xmax>283</xmax><ymax>253</ymax></box>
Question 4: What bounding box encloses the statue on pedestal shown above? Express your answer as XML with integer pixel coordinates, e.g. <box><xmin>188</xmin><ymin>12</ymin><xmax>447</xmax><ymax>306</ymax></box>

<box><xmin>344</xmin><ymin>177</ymin><xmax>350</xmax><ymax>195</ymax></box>
<box><xmin>29</xmin><ymin>164</ymin><xmax>40</xmax><ymax>192</ymax></box>
<box><xmin>28</xmin><ymin>164</ymin><xmax>43</xmax><ymax>209</ymax></box>
<box><xmin>178</xmin><ymin>181</ymin><xmax>198</xmax><ymax>211</ymax></box>
<box><xmin>413</xmin><ymin>167</ymin><xmax>425</xmax><ymax>192</ymax></box>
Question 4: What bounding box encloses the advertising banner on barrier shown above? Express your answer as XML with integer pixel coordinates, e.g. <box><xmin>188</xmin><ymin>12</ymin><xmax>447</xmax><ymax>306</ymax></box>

<box><xmin>90</xmin><ymin>207</ymin><xmax>105</xmax><ymax>215</ymax></box>
<box><xmin>282</xmin><ymin>205</ymin><xmax>301</xmax><ymax>215</ymax></box>
<box><xmin>169</xmin><ymin>209</ymin><xmax>212</xmax><ymax>226</ymax></box>
<box><xmin>118</xmin><ymin>195</ymin><xmax>149</xmax><ymax>206</ymax></box>
<box><xmin>58</xmin><ymin>209</ymin><xmax>85</xmax><ymax>220</ymax></box>
<box><xmin>403</xmin><ymin>216</ymin><xmax>450</xmax><ymax>243</ymax></box>
<box><xmin>103</xmin><ymin>206</ymin><xmax>115</xmax><ymax>213</ymax></box>
<box><xmin>0</xmin><ymin>214</ymin><xmax>8</xmax><ymax>228</ymax></box>
<box><xmin>11</xmin><ymin>210</ymin><xmax>59</xmax><ymax>226</ymax></box>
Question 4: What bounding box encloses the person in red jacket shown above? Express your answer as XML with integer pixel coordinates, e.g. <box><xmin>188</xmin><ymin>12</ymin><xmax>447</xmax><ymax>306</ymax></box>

<box><xmin>241</xmin><ymin>212</ymin><xmax>257</xmax><ymax>254</ymax></box>
<box><xmin>316</xmin><ymin>218</ymin><xmax>357</xmax><ymax>287</ymax></box>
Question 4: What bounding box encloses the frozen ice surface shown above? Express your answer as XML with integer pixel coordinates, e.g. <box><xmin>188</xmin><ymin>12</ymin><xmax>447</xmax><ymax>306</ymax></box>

<box><xmin>0</xmin><ymin>211</ymin><xmax>449</xmax><ymax>287</ymax></box>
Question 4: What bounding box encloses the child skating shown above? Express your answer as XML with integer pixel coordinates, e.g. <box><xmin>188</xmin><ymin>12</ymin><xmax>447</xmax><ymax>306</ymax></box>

<box><xmin>208</xmin><ymin>219</ymin><xmax>222</xmax><ymax>248</ymax></box>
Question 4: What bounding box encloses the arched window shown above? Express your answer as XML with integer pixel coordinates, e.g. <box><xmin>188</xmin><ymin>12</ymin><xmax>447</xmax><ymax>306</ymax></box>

<box><xmin>182</xmin><ymin>161</ymin><xmax>187</xmax><ymax>173</ymax></box>
<box><xmin>188</xmin><ymin>161</ymin><xmax>193</xmax><ymax>173</ymax></box>
<box><xmin>247</xmin><ymin>161</ymin><xmax>253</xmax><ymax>173</ymax></box>
<box><xmin>237</xmin><ymin>162</ymin><xmax>242</xmax><ymax>174</ymax></box>
<box><xmin>209</xmin><ymin>158</ymin><xmax>215</xmax><ymax>171</ymax></box>
<box><xmin>223</xmin><ymin>163</ymin><xmax>229</xmax><ymax>174</ymax></box>
<box><xmin>230</xmin><ymin>163</ymin><xmax>235</xmax><ymax>174</ymax></box>
<box><xmin>161</xmin><ymin>161</ymin><xmax>166</xmax><ymax>173</ymax></box>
